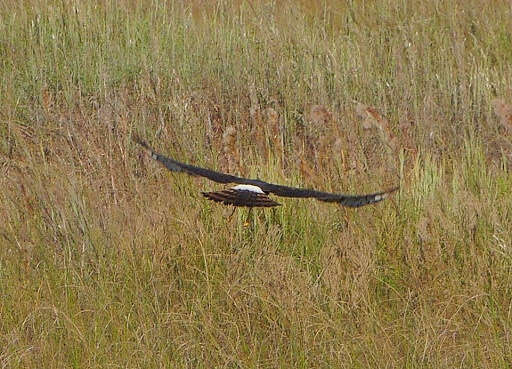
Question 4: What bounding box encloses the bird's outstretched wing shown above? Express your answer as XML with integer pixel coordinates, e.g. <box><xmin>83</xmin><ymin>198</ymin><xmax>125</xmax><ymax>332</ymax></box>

<box><xmin>134</xmin><ymin>135</ymin><xmax>398</xmax><ymax>208</ymax></box>
<box><xmin>134</xmin><ymin>135</ymin><xmax>252</xmax><ymax>184</ymax></box>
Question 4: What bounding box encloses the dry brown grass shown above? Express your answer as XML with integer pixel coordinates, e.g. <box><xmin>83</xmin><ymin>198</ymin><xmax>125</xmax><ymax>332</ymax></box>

<box><xmin>1</xmin><ymin>0</ymin><xmax>512</xmax><ymax>368</ymax></box>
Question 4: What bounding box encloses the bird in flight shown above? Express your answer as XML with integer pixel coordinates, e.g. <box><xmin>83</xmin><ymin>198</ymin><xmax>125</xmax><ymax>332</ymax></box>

<box><xmin>134</xmin><ymin>136</ymin><xmax>398</xmax><ymax>208</ymax></box>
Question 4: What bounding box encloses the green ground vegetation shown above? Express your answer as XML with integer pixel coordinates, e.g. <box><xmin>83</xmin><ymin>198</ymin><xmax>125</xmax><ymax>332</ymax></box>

<box><xmin>1</xmin><ymin>0</ymin><xmax>512</xmax><ymax>367</ymax></box>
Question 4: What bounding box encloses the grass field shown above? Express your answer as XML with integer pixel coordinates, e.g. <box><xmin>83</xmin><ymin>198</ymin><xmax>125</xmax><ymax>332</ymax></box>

<box><xmin>1</xmin><ymin>0</ymin><xmax>512</xmax><ymax>367</ymax></box>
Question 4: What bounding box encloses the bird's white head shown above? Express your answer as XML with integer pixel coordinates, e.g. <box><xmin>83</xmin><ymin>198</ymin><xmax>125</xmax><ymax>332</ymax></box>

<box><xmin>231</xmin><ymin>184</ymin><xmax>264</xmax><ymax>194</ymax></box>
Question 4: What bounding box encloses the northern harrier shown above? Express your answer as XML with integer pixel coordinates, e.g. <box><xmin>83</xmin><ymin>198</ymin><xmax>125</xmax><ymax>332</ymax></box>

<box><xmin>134</xmin><ymin>136</ymin><xmax>398</xmax><ymax>208</ymax></box>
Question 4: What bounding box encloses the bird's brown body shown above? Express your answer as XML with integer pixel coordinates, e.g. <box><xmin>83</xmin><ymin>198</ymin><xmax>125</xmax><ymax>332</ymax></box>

<box><xmin>202</xmin><ymin>189</ymin><xmax>281</xmax><ymax>207</ymax></box>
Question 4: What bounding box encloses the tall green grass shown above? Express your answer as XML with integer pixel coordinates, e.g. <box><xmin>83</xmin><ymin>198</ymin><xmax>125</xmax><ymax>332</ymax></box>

<box><xmin>1</xmin><ymin>0</ymin><xmax>512</xmax><ymax>367</ymax></box>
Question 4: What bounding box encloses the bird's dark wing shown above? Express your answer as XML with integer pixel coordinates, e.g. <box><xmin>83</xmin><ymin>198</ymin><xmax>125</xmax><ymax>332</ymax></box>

<box><xmin>134</xmin><ymin>135</ymin><xmax>254</xmax><ymax>185</ymax></box>
<box><xmin>134</xmin><ymin>136</ymin><xmax>398</xmax><ymax>207</ymax></box>
<box><xmin>256</xmin><ymin>182</ymin><xmax>399</xmax><ymax>207</ymax></box>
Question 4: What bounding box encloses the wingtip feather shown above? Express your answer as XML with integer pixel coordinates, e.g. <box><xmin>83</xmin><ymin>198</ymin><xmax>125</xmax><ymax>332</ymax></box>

<box><xmin>133</xmin><ymin>134</ymin><xmax>159</xmax><ymax>160</ymax></box>
<box><xmin>375</xmin><ymin>186</ymin><xmax>399</xmax><ymax>200</ymax></box>
<box><xmin>383</xmin><ymin>186</ymin><xmax>400</xmax><ymax>196</ymax></box>
<box><xmin>132</xmin><ymin>134</ymin><xmax>151</xmax><ymax>150</ymax></box>
<box><xmin>389</xmin><ymin>186</ymin><xmax>400</xmax><ymax>193</ymax></box>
